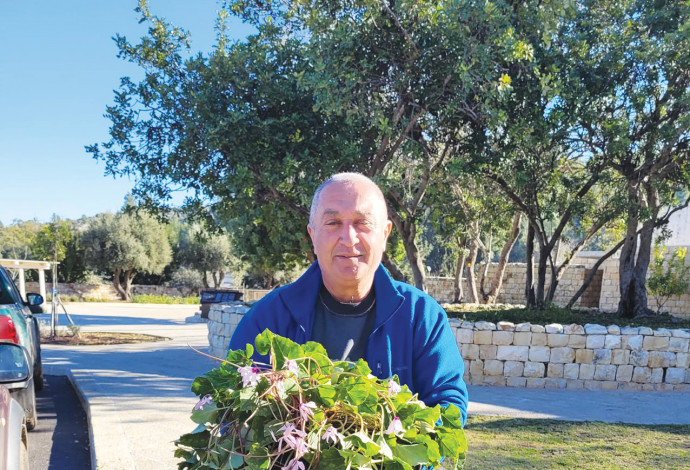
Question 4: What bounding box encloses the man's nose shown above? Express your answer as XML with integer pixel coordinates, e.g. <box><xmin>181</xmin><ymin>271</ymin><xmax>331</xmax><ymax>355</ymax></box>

<box><xmin>339</xmin><ymin>223</ymin><xmax>359</xmax><ymax>245</ymax></box>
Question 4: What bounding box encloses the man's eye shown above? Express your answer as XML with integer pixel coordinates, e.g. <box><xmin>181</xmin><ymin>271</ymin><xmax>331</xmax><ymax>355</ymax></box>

<box><xmin>325</xmin><ymin>221</ymin><xmax>340</xmax><ymax>226</ymax></box>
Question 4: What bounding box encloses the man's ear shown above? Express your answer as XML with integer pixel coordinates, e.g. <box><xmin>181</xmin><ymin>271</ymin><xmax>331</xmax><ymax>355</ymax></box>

<box><xmin>307</xmin><ymin>224</ymin><xmax>315</xmax><ymax>244</ymax></box>
<box><xmin>383</xmin><ymin>220</ymin><xmax>393</xmax><ymax>242</ymax></box>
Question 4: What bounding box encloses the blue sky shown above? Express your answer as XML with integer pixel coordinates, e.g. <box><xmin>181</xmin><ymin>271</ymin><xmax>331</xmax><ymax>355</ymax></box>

<box><xmin>0</xmin><ymin>1</ymin><xmax>254</xmax><ymax>226</ymax></box>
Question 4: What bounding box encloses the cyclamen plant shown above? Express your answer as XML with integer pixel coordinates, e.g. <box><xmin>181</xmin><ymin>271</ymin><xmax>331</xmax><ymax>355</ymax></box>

<box><xmin>176</xmin><ymin>330</ymin><xmax>467</xmax><ymax>469</ymax></box>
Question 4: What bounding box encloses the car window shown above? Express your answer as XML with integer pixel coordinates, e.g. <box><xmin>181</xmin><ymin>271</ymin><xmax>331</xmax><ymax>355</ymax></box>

<box><xmin>0</xmin><ymin>268</ymin><xmax>22</xmax><ymax>305</ymax></box>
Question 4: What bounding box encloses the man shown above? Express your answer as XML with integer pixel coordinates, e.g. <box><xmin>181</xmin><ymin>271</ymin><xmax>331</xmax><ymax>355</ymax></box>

<box><xmin>229</xmin><ymin>173</ymin><xmax>468</xmax><ymax>424</ymax></box>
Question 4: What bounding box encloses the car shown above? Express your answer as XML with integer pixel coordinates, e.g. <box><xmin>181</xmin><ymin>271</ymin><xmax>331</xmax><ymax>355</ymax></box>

<box><xmin>0</xmin><ymin>265</ymin><xmax>44</xmax><ymax>429</ymax></box>
<box><xmin>0</xmin><ymin>342</ymin><xmax>31</xmax><ymax>469</ymax></box>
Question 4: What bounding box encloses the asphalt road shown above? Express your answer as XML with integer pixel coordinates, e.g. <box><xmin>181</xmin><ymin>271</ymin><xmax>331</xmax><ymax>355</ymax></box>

<box><xmin>28</xmin><ymin>375</ymin><xmax>91</xmax><ymax>470</ymax></box>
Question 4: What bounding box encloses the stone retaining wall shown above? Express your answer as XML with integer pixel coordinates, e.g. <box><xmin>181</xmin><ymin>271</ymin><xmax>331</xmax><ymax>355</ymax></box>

<box><xmin>25</xmin><ymin>282</ymin><xmax>198</xmax><ymax>300</ymax></box>
<box><xmin>207</xmin><ymin>304</ymin><xmax>690</xmax><ymax>391</ymax></box>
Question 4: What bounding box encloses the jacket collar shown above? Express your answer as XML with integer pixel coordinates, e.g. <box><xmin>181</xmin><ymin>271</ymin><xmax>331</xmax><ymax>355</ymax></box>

<box><xmin>279</xmin><ymin>261</ymin><xmax>405</xmax><ymax>338</ymax></box>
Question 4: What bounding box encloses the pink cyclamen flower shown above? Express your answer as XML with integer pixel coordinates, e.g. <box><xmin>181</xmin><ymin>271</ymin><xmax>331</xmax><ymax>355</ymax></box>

<box><xmin>284</xmin><ymin>459</ymin><xmax>305</xmax><ymax>470</ymax></box>
<box><xmin>285</xmin><ymin>359</ymin><xmax>299</xmax><ymax>375</ymax></box>
<box><xmin>385</xmin><ymin>416</ymin><xmax>404</xmax><ymax>435</ymax></box>
<box><xmin>388</xmin><ymin>379</ymin><xmax>401</xmax><ymax>397</ymax></box>
<box><xmin>322</xmin><ymin>426</ymin><xmax>340</xmax><ymax>445</ymax></box>
<box><xmin>276</xmin><ymin>423</ymin><xmax>307</xmax><ymax>453</ymax></box>
<box><xmin>238</xmin><ymin>365</ymin><xmax>260</xmax><ymax>387</ymax></box>
<box><xmin>298</xmin><ymin>401</ymin><xmax>317</xmax><ymax>422</ymax></box>
<box><xmin>193</xmin><ymin>394</ymin><xmax>213</xmax><ymax>410</ymax></box>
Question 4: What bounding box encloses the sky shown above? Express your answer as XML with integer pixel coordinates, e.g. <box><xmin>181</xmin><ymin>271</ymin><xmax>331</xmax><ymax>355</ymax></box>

<box><xmin>0</xmin><ymin>1</ymin><xmax>255</xmax><ymax>226</ymax></box>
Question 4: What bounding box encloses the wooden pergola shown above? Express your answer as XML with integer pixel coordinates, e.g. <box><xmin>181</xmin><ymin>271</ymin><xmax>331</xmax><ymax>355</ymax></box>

<box><xmin>0</xmin><ymin>258</ymin><xmax>54</xmax><ymax>300</ymax></box>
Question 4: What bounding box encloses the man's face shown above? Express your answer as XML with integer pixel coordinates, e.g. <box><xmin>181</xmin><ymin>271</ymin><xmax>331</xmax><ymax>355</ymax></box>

<box><xmin>307</xmin><ymin>180</ymin><xmax>392</xmax><ymax>298</ymax></box>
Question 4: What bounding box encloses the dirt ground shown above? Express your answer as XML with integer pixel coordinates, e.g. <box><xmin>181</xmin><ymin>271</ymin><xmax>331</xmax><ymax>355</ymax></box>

<box><xmin>41</xmin><ymin>331</ymin><xmax>169</xmax><ymax>346</ymax></box>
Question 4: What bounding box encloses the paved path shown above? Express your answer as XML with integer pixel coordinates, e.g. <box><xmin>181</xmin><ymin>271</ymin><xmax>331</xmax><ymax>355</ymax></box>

<box><xmin>39</xmin><ymin>303</ymin><xmax>690</xmax><ymax>470</ymax></box>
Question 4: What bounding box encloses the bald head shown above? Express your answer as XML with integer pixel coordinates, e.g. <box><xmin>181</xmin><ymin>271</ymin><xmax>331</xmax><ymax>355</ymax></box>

<box><xmin>309</xmin><ymin>173</ymin><xmax>388</xmax><ymax>226</ymax></box>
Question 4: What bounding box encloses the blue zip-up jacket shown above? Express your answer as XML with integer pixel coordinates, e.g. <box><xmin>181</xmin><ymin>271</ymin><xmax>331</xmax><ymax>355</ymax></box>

<box><xmin>229</xmin><ymin>262</ymin><xmax>468</xmax><ymax>426</ymax></box>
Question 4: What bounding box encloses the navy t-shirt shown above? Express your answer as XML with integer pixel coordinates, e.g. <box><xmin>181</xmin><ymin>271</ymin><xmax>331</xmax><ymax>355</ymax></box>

<box><xmin>311</xmin><ymin>284</ymin><xmax>376</xmax><ymax>361</ymax></box>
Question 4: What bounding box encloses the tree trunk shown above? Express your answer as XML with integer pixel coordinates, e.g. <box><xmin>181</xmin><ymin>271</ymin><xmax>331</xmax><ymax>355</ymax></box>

<box><xmin>389</xmin><ymin>210</ymin><xmax>425</xmax><ymax>291</ymax></box>
<box><xmin>112</xmin><ymin>268</ymin><xmax>127</xmax><ymax>300</ymax></box>
<box><xmin>454</xmin><ymin>238</ymin><xmax>467</xmax><ymax>303</ymax></box>
<box><xmin>484</xmin><ymin>212</ymin><xmax>522</xmax><ymax>304</ymax></box>
<box><xmin>525</xmin><ymin>223</ymin><xmax>536</xmax><ymax>307</ymax></box>
<box><xmin>382</xmin><ymin>252</ymin><xmax>408</xmax><ymax>282</ymax></box>
<box><xmin>464</xmin><ymin>238</ymin><xmax>479</xmax><ymax>303</ymax></box>
<box><xmin>617</xmin><ymin>183</ymin><xmax>658</xmax><ymax>318</ymax></box>
<box><xmin>567</xmin><ymin>237</ymin><xmax>625</xmax><ymax>309</ymax></box>
<box><xmin>202</xmin><ymin>271</ymin><xmax>210</xmax><ymax>289</ymax></box>
<box><xmin>535</xmin><ymin>236</ymin><xmax>549</xmax><ymax>308</ymax></box>
<box><xmin>212</xmin><ymin>272</ymin><xmax>219</xmax><ymax>288</ymax></box>
<box><xmin>124</xmin><ymin>268</ymin><xmax>135</xmax><ymax>301</ymax></box>
<box><xmin>218</xmin><ymin>270</ymin><xmax>225</xmax><ymax>288</ymax></box>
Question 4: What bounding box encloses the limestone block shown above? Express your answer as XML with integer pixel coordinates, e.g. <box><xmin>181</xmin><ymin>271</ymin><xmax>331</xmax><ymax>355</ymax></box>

<box><xmin>616</xmin><ymin>365</ymin><xmax>634</xmax><ymax>382</ymax></box>
<box><xmin>687</xmin><ymin>369</ymin><xmax>690</xmax><ymax>383</ymax></box>
<box><xmin>669</xmin><ymin>337</ymin><xmax>689</xmax><ymax>353</ymax></box>
<box><xmin>480</xmin><ymin>345</ymin><xmax>498</xmax><ymax>360</ymax></box>
<box><xmin>619</xmin><ymin>382</ymin><xmax>642</xmax><ymax>391</ymax></box>
<box><xmin>672</xmin><ymin>329</ymin><xmax>690</xmax><ymax>339</ymax></box>
<box><xmin>223</xmin><ymin>324</ymin><xmax>234</xmax><ymax>337</ymax></box>
<box><xmin>473</xmin><ymin>330</ymin><xmax>492</xmax><ymax>345</ymax></box>
<box><xmin>461</xmin><ymin>321</ymin><xmax>474</xmax><ymax>329</ymax></box>
<box><xmin>642</xmin><ymin>336</ymin><xmax>670</xmax><ymax>350</ymax></box>
<box><xmin>507</xmin><ymin>377</ymin><xmax>527</xmax><ymax>388</ymax></box>
<box><xmin>622</xmin><ymin>335</ymin><xmax>643</xmax><ymax>350</ymax></box>
<box><xmin>611</xmin><ymin>349</ymin><xmax>630</xmax><ymax>365</ymax></box>
<box><xmin>515</xmin><ymin>323</ymin><xmax>532</xmax><ymax>332</ymax></box>
<box><xmin>483</xmin><ymin>376</ymin><xmax>506</xmax><ymax>386</ymax></box>
<box><xmin>638</xmin><ymin>327</ymin><xmax>653</xmax><ymax>336</ymax></box>
<box><xmin>545</xmin><ymin>323</ymin><xmax>564</xmax><ymax>334</ymax></box>
<box><xmin>676</xmin><ymin>353</ymin><xmax>690</xmax><ymax>369</ymax></box>
<box><xmin>470</xmin><ymin>375</ymin><xmax>485</xmax><ymax>385</ymax></box>
<box><xmin>665</xmin><ymin>368</ymin><xmax>686</xmax><ymax>384</ymax></box>
<box><xmin>529</xmin><ymin>346</ymin><xmax>551</xmax><ymax>362</ymax></box>
<box><xmin>475</xmin><ymin>321</ymin><xmax>497</xmax><ymax>331</ymax></box>
<box><xmin>531</xmin><ymin>333</ymin><xmax>548</xmax><ymax>346</ymax></box>
<box><xmin>593</xmin><ymin>349</ymin><xmax>612</xmax><ymax>365</ymax></box>
<box><xmin>513</xmin><ymin>332</ymin><xmax>532</xmax><ymax>346</ymax></box>
<box><xmin>600</xmin><ymin>381</ymin><xmax>620</xmax><ymax>390</ymax></box>
<box><xmin>456</xmin><ymin>328</ymin><xmax>474</xmax><ymax>344</ymax></box>
<box><xmin>483</xmin><ymin>359</ymin><xmax>504</xmax><ymax>376</ymax></box>
<box><xmin>620</xmin><ymin>326</ymin><xmax>639</xmax><ymax>335</ymax></box>
<box><xmin>566</xmin><ymin>379</ymin><xmax>584</xmax><ymax>390</ymax></box>
<box><xmin>469</xmin><ymin>360</ymin><xmax>484</xmax><ymax>377</ymax></box>
<box><xmin>493</xmin><ymin>331</ymin><xmax>514</xmax><ymax>345</ymax></box>
<box><xmin>579</xmin><ymin>364</ymin><xmax>596</xmax><ymax>380</ymax></box>
<box><xmin>564</xmin><ymin>324</ymin><xmax>585</xmax><ymax>335</ymax></box>
<box><xmin>497</xmin><ymin>345</ymin><xmax>529</xmax><ymax>361</ymax></box>
<box><xmin>586</xmin><ymin>335</ymin><xmax>606</xmax><ymax>349</ymax></box>
<box><xmin>648</xmin><ymin>351</ymin><xmax>676</xmax><ymax>368</ymax></box>
<box><xmin>547</xmin><ymin>363</ymin><xmax>564</xmax><ymax>378</ymax></box>
<box><xmin>594</xmin><ymin>365</ymin><xmax>617</xmax><ymax>381</ymax></box>
<box><xmin>584</xmin><ymin>324</ymin><xmax>608</xmax><ymax>335</ymax></box>
<box><xmin>460</xmin><ymin>344</ymin><xmax>479</xmax><ymax>361</ymax></box>
<box><xmin>531</xmin><ymin>325</ymin><xmax>546</xmax><ymax>333</ymax></box>
<box><xmin>526</xmin><ymin>378</ymin><xmax>546</xmax><ymax>388</ymax></box>
<box><xmin>524</xmin><ymin>361</ymin><xmax>546</xmax><ymax>378</ymax></box>
<box><xmin>653</xmin><ymin>328</ymin><xmax>672</xmax><ymax>337</ymax></box>
<box><xmin>607</xmin><ymin>325</ymin><xmax>621</xmax><ymax>335</ymax></box>
<box><xmin>564</xmin><ymin>363</ymin><xmax>580</xmax><ymax>380</ymax></box>
<box><xmin>604</xmin><ymin>335</ymin><xmax>622</xmax><ymax>349</ymax></box>
<box><xmin>545</xmin><ymin>378</ymin><xmax>567</xmax><ymax>389</ymax></box>
<box><xmin>548</xmin><ymin>334</ymin><xmax>570</xmax><ymax>348</ymax></box>
<box><xmin>576</xmin><ymin>349</ymin><xmax>594</xmax><ymax>364</ymax></box>
<box><xmin>497</xmin><ymin>321</ymin><xmax>515</xmax><ymax>331</ymax></box>
<box><xmin>504</xmin><ymin>361</ymin><xmax>525</xmax><ymax>377</ymax></box>
<box><xmin>630</xmin><ymin>349</ymin><xmax>649</xmax><ymax>367</ymax></box>
<box><xmin>551</xmin><ymin>347</ymin><xmax>575</xmax><ymax>364</ymax></box>
<box><xmin>568</xmin><ymin>335</ymin><xmax>586</xmax><ymax>349</ymax></box>
<box><xmin>584</xmin><ymin>380</ymin><xmax>605</xmax><ymax>390</ymax></box>
<box><xmin>650</xmin><ymin>368</ymin><xmax>663</xmax><ymax>384</ymax></box>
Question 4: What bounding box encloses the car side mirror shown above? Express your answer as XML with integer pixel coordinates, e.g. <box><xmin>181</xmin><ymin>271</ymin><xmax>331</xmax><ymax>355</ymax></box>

<box><xmin>0</xmin><ymin>343</ymin><xmax>32</xmax><ymax>386</ymax></box>
<box><xmin>26</xmin><ymin>293</ymin><xmax>44</xmax><ymax>306</ymax></box>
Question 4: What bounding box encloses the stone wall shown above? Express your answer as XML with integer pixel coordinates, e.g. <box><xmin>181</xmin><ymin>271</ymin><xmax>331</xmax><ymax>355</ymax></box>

<box><xmin>207</xmin><ymin>304</ymin><xmax>690</xmax><ymax>391</ymax></box>
<box><xmin>426</xmin><ymin>249</ymin><xmax>690</xmax><ymax>318</ymax></box>
<box><xmin>24</xmin><ymin>282</ymin><xmax>197</xmax><ymax>300</ymax></box>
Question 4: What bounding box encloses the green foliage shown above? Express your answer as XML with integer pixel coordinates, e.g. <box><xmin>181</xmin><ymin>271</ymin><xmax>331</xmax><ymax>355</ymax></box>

<box><xmin>176</xmin><ymin>331</ymin><xmax>467</xmax><ymax>469</ymax></box>
<box><xmin>178</xmin><ymin>224</ymin><xmax>233</xmax><ymax>288</ymax></box>
<box><xmin>0</xmin><ymin>220</ymin><xmax>42</xmax><ymax>260</ymax></box>
<box><xmin>130</xmin><ymin>294</ymin><xmax>200</xmax><ymax>304</ymax></box>
<box><xmin>647</xmin><ymin>246</ymin><xmax>690</xmax><ymax>313</ymax></box>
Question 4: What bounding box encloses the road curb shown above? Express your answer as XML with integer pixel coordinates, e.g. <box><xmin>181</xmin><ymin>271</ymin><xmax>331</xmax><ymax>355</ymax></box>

<box><xmin>44</xmin><ymin>365</ymin><xmax>136</xmax><ymax>470</ymax></box>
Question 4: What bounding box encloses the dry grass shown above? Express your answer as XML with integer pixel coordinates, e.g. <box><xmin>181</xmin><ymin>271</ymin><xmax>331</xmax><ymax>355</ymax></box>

<box><xmin>464</xmin><ymin>416</ymin><xmax>690</xmax><ymax>469</ymax></box>
<box><xmin>41</xmin><ymin>331</ymin><xmax>168</xmax><ymax>346</ymax></box>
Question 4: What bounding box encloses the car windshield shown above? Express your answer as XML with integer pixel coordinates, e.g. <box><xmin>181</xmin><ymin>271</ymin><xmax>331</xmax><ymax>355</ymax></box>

<box><xmin>0</xmin><ymin>268</ymin><xmax>21</xmax><ymax>305</ymax></box>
